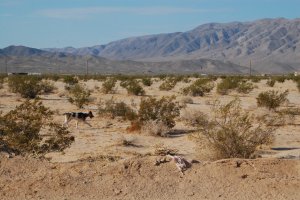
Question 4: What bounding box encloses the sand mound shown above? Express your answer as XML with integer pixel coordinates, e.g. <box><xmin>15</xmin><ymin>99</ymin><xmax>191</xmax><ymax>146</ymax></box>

<box><xmin>1</xmin><ymin>154</ymin><xmax>299</xmax><ymax>200</ymax></box>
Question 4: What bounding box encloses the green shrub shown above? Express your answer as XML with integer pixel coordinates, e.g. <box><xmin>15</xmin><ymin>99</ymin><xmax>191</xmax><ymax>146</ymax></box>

<box><xmin>257</xmin><ymin>90</ymin><xmax>289</xmax><ymax>110</ymax></box>
<box><xmin>121</xmin><ymin>80</ymin><xmax>145</xmax><ymax>96</ymax></box>
<box><xmin>182</xmin><ymin>78</ymin><xmax>214</xmax><ymax>96</ymax></box>
<box><xmin>0</xmin><ymin>78</ymin><xmax>3</xmax><ymax>89</ymax></box>
<box><xmin>101</xmin><ymin>78</ymin><xmax>117</xmax><ymax>94</ymax></box>
<box><xmin>142</xmin><ymin>78</ymin><xmax>153</xmax><ymax>86</ymax></box>
<box><xmin>42</xmin><ymin>74</ymin><xmax>60</xmax><ymax>81</ymax></box>
<box><xmin>63</xmin><ymin>75</ymin><xmax>78</xmax><ymax>85</ymax></box>
<box><xmin>292</xmin><ymin>77</ymin><xmax>300</xmax><ymax>92</ymax></box>
<box><xmin>217</xmin><ymin>77</ymin><xmax>254</xmax><ymax>94</ymax></box>
<box><xmin>98</xmin><ymin>98</ymin><xmax>137</xmax><ymax>120</ymax></box>
<box><xmin>266</xmin><ymin>79</ymin><xmax>276</xmax><ymax>87</ymax></box>
<box><xmin>237</xmin><ymin>81</ymin><xmax>254</xmax><ymax>94</ymax></box>
<box><xmin>128</xmin><ymin>82</ymin><xmax>145</xmax><ymax>96</ymax></box>
<box><xmin>40</xmin><ymin>80</ymin><xmax>56</xmax><ymax>94</ymax></box>
<box><xmin>250</xmin><ymin>76</ymin><xmax>264</xmax><ymax>83</ymax></box>
<box><xmin>216</xmin><ymin>77</ymin><xmax>242</xmax><ymax>95</ymax></box>
<box><xmin>8</xmin><ymin>76</ymin><xmax>43</xmax><ymax>98</ymax></box>
<box><xmin>138</xmin><ymin>96</ymin><xmax>180</xmax><ymax>128</ymax></box>
<box><xmin>195</xmin><ymin>98</ymin><xmax>276</xmax><ymax>159</ymax></box>
<box><xmin>68</xmin><ymin>84</ymin><xmax>91</xmax><ymax>108</ymax></box>
<box><xmin>159</xmin><ymin>78</ymin><xmax>177</xmax><ymax>91</ymax></box>
<box><xmin>0</xmin><ymin>100</ymin><xmax>74</xmax><ymax>155</ymax></box>
<box><xmin>275</xmin><ymin>76</ymin><xmax>286</xmax><ymax>83</ymax></box>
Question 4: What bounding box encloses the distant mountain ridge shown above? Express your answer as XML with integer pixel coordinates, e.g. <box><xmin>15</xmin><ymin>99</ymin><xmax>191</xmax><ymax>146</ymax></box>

<box><xmin>0</xmin><ymin>45</ymin><xmax>248</xmax><ymax>74</ymax></box>
<box><xmin>44</xmin><ymin>18</ymin><xmax>300</xmax><ymax>73</ymax></box>
<box><xmin>1</xmin><ymin>18</ymin><xmax>300</xmax><ymax>74</ymax></box>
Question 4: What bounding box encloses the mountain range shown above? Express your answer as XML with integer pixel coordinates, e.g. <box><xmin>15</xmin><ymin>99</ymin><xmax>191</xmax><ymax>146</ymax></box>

<box><xmin>1</xmin><ymin>18</ymin><xmax>300</xmax><ymax>74</ymax></box>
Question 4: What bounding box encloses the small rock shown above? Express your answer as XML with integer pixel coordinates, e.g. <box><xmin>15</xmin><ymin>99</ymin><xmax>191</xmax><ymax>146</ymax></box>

<box><xmin>187</xmin><ymin>192</ymin><xmax>195</xmax><ymax>196</ymax></box>
<box><xmin>236</xmin><ymin>160</ymin><xmax>243</xmax><ymax>168</ymax></box>
<box><xmin>114</xmin><ymin>189</ymin><xmax>122</xmax><ymax>195</ymax></box>
<box><xmin>241</xmin><ymin>174</ymin><xmax>248</xmax><ymax>179</ymax></box>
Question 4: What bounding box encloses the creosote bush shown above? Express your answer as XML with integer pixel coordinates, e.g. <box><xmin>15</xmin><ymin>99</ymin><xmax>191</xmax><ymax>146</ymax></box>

<box><xmin>250</xmin><ymin>76</ymin><xmax>264</xmax><ymax>83</ymax></box>
<box><xmin>292</xmin><ymin>77</ymin><xmax>300</xmax><ymax>92</ymax></box>
<box><xmin>98</xmin><ymin>98</ymin><xmax>137</xmax><ymax>120</ymax></box>
<box><xmin>40</xmin><ymin>80</ymin><xmax>56</xmax><ymax>94</ymax></box>
<box><xmin>266</xmin><ymin>79</ymin><xmax>276</xmax><ymax>87</ymax></box>
<box><xmin>101</xmin><ymin>78</ymin><xmax>117</xmax><ymax>94</ymax></box>
<box><xmin>121</xmin><ymin>80</ymin><xmax>145</xmax><ymax>96</ymax></box>
<box><xmin>257</xmin><ymin>90</ymin><xmax>288</xmax><ymax>110</ymax></box>
<box><xmin>217</xmin><ymin>77</ymin><xmax>254</xmax><ymax>95</ymax></box>
<box><xmin>138</xmin><ymin>96</ymin><xmax>180</xmax><ymax>128</ymax></box>
<box><xmin>8</xmin><ymin>75</ymin><xmax>55</xmax><ymax>98</ymax></box>
<box><xmin>217</xmin><ymin>77</ymin><xmax>241</xmax><ymax>95</ymax></box>
<box><xmin>194</xmin><ymin>98</ymin><xmax>276</xmax><ymax>159</ymax></box>
<box><xmin>68</xmin><ymin>84</ymin><xmax>91</xmax><ymax>108</ymax></box>
<box><xmin>237</xmin><ymin>81</ymin><xmax>254</xmax><ymax>94</ymax></box>
<box><xmin>0</xmin><ymin>75</ymin><xmax>5</xmax><ymax>89</ymax></box>
<box><xmin>274</xmin><ymin>76</ymin><xmax>286</xmax><ymax>83</ymax></box>
<box><xmin>63</xmin><ymin>75</ymin><xmax>78</xmax><ymax>85</ymax></box>
<box><xmin>0</xmin><ymin>100</ymin><xmax>74</xmax><ymax>155</ymax></box>
<box><xmin>142</xmin><ymin>78</ymin><xmax>153</xmax><ymax>86</ymax></box>
<box><xmin>182</xmin><ymin>78</ymin><xmax>214</xmax><ymax>96</ymax></box>
<box><xmin>159</xmin><ymin>78</ymin><xmax>178</xmax><ymax>91</ymax></box>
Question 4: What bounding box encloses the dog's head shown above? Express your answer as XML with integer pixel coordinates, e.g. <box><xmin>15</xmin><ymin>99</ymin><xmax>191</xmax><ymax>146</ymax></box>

<box><xmin>88</xmin><ymin>111</ymin><xmax>94</xmax><ymax>118</ymax></box>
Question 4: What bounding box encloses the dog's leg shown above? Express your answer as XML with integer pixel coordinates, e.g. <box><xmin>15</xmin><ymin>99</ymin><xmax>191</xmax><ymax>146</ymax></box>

<box><xmin>76</xmin><ymin>120</ymin><xmax>79</xmax><ymax>129</ymax></box>
<box><xmin>63</xmin><ymin>115</ymin><xmax>69</xmax><ymax>127</ymax></box>
<box><xmin>83</xmin><ymin>120</ymin><xmax>92</xmax><ymax>127</ymax></box>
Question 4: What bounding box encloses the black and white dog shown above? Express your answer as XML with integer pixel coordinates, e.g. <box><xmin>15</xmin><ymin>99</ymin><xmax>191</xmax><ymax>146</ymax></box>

<box><xmin>63</xmin><ymin>111</ymin><xmax>94</xmax><ymax>129</ymax></box>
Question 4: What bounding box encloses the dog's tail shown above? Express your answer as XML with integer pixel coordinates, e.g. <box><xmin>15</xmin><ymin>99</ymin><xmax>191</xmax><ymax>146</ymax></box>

<box><xmin>63</xmin><ymin>112</ymin><xmax>70</xmax><ymax>115</ymax></box>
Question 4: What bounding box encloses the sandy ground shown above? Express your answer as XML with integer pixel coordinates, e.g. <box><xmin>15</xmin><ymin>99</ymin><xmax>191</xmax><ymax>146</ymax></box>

<box><xmin>1</xmin><ymin>77</ymin><xmax>300</xmax><ymax>199</ymax></box>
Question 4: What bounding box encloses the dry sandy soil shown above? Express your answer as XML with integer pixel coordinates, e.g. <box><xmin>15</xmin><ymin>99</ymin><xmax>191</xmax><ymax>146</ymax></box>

<box><xmin>0</xmin><ymin>78</ymin><xmax>300</xmax><ymax>199</ymax></box>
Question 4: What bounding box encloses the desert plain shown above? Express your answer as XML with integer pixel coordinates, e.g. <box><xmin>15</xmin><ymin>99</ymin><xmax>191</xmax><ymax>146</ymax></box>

<box><xmin>0</xmin><ymin>76</ymin><xmax>300</xmax><ymax>200</ymax></box>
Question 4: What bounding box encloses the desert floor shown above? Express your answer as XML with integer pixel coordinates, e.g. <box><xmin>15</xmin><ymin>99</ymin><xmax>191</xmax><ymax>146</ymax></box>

<box><xmin>0</xmin><ymin>78</ymin><xmax>300</xmax><ymax>199</ymax></box>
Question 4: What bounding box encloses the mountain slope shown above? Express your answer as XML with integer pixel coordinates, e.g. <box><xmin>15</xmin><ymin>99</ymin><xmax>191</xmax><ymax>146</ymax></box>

<box><xmin>45</xmin><ymin>18</ymin><xmax>300</xmax><ymax>73</ymax></box>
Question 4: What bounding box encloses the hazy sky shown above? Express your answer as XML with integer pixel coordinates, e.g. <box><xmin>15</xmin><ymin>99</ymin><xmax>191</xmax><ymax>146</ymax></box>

<box><xmin>1</xmin><ymin>0</ymin><xmax>299</xmax><ymax>48</ymax></box>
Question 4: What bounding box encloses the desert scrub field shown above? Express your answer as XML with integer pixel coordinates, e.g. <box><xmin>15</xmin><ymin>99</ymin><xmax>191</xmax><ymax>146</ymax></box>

<box><xmin>1</xmin><ymin>74</ymin><xmax>300</xmax><ymax>200</ymax></box>
<box><xmin>0</xmin><ymin>74</ymin><xmax>300</xmax><ymax>162</ymax></box>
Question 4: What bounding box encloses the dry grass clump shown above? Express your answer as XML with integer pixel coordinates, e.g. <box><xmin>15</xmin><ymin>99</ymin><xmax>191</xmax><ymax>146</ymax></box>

<box><xmin>180</xmin><ymin>109</ymin><xmax>207</xmax><ymax>126</ymax></box>
<box><xmin>256</xmin><ymin>90</ymin><xmax>289</xmax><ymax>111</ymax></box>
<box><xmin>0</xmin><ymin>100</ymin><xmax>74</xmax><ymax>155</ymax></box>
<box><xmin>153</xmin><ymin>143</ymin><xmax>179</xmax><ymax>156</ymax></box>
<box><xmin>278</xmin><ymin>107</ymin><xmax>300</xmax><ymax>116</ymax></box>
<box><xmin>193</xmin><ymin>98</ymin><xmax>278</xmax><ymax>159</ymax></box>
<box><xmin>180</xmin><ymin>97</ymin><xmax>193</xmax><ymax>104</ymax></box>
<box><xmin>116</xmin><ymin>136</ymin><xmax>138</xmax><ymax>147</ymax></box>
<box><xmin>141</xmin><ymin>120</ymin><xmax>170</xmax><ymax>137</ymax></box>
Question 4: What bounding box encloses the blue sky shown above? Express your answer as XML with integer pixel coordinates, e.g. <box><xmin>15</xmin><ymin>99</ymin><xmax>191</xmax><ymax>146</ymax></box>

<box><xmin>1</xmin><ymin>0</ymin><xmax>300</xmax><ymax>48</ymax></box>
